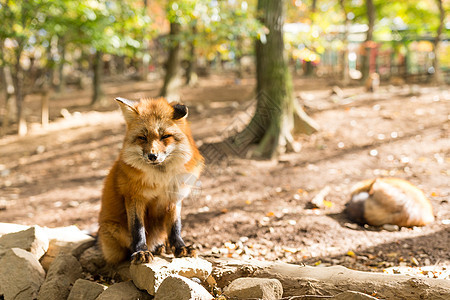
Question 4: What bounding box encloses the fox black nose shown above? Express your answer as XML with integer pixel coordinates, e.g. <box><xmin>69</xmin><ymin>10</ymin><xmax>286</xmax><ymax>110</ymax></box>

<box><xmin>148</xmin><ymin>153</ymin><xmax>158</xmax><ymax>161</ymax></box>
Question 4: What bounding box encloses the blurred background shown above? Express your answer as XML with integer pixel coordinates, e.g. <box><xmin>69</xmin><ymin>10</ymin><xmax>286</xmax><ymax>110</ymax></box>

<box><xmin>0</xmin><ymin>0</ymin><xmax>448</xmax><ymax>136</ymax></box>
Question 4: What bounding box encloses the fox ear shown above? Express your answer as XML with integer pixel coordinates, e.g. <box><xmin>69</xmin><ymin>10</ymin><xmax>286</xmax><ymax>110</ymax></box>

<box><xmin>115</xmin><ymin>97</ymin><xmax>138</xmax><ymax>123</ymax></box>
<box><xmin>172</xmin><ymin>103</ymin><xmax>188</xmax><ymax>120</ymax></box>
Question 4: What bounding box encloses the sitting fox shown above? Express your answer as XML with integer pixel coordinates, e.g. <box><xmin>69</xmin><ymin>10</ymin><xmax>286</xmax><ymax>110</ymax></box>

<box><xmin>98</xmin><ymin>97</ymin><xmax>203</xmax><ymax>264</ymax></box>
<box><xmin>345</xmin><ymin>178</ymin><xmax>434</xmax><ymax>227</ymax></box>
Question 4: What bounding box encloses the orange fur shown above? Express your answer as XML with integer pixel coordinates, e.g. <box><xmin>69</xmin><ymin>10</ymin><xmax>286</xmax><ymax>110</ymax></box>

<box><xmin>98</xmin><ymin>97</ymin><xmax>203</xmax><ymax>264</ymax></box>
<box><xmin>347</xmin><ymin>178</ymin><xmax>435</xmax><ymax>227</ymax></box>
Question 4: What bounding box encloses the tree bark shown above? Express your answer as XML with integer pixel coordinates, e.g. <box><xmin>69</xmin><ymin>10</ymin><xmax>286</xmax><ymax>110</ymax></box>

<box><xmin>56</xmin><ymin>40</ymin><xmax>66</xmax><ymax>93</ymax></box>
<box><xmin>433</xmin><ymin>0</ymin><xmax>445</xmax><ymax>85</ymax></box>
<box><xmin>160</xmin><ymin>21</ymin><xmax>182</xmax><ymax>100</ymax></box>
<box><xmin>339</xmin><ymin>0</ymin><xmax>350</xmax><ymax>85</ymax></box>
<box><xmin>11</xmin><ymin>67</ymin><xmax>27</xmax><ymax>136</ymax></box>
<box><xmin>185</xmin><ymin>24</ymin><xmax>197</xmax><ymax>86</ymax></box>
<box><xmin>304</xmin><ymin>0</ymin><xmax>317</xmax><ymax>77</ymax></box>
<box><xmin>91</xmin><ymin>51</ymin><xmax>104</xmax><ymax>106</ymax></box>
<box><xmin>361</xmin><ymin>0</ymin><xmax>375</xmax><ymax>81</ymax></box>
<box><xmin>230</xmin><ymin>0</ymin><xmax>319</xmax><ymax>159</ymax></box>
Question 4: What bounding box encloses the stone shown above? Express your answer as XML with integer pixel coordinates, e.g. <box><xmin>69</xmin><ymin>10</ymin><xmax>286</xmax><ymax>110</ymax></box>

<box><xmin>0</xmin><ymin>248</ymin><xmax>45</xmax><ymax>300</ymax></box>
<box><xmin>40</xmin><ymin>226</ymin><xmax>95</xmax><ymax>271</ymax></box>
<box><xmin>67</xmin><ymin>279</ymin><xmax>107</xmax><ymax>300</ymax></box>
<box><xmin>96</xmin><ymin>281</ymin><xmax>152</xmax><ymax>300</ymax></box>
<box><xmin>37</xmin><ymin>253</ymin><xmax>83</xmax><ymax>300</ymax></box>
<box><xmin>333</xmin><ymin>291</ymin><xmax>378</xmax><ymax>299</ymax></box>
<box><xmin>130</xmin><ymin>257</ymin><xmax>213</xmax><ymax>295</ymax></box>
<box><xmin>79</xmin><ymin>243</ymin><xmax>106</xmax><ymax>273</ymax></box>
<box><xmin>0</xmin><ymin>226</ymin><xmax>49</xmax><ymax>260</ymax></box>
<box><xmin>155</xmin><ymin>275</ymin><xmax>213</xmax><ymax>300</ymax></box>
<box><xmin>223</xmin><ymin>277</ymin><xmax>283</xmax><ymax>300</ymax></box>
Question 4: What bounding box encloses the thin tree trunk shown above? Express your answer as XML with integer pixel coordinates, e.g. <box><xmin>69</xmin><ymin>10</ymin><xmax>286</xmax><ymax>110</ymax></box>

<box><xmin>433</xmin><ymin>0</ymin><xmax>444</xmax><ymax>85</ymax></box>
<box><xmin>160</xmin><ymin>22</ymin><xmax>182</xmax><ymax>100</ymax></box>
<box><xmin>361</xmin><ymin>0</ymin><xmax>375</xmax><ymax>81</ymax></box>
<box><xmin>56</xmin><ymin>40</ymin><xmax>66</xmax><ymax>92</ymax></box>
<box><xmin>12</xmin><ymin>68</ymin><xmax>27</xmax><ymax>136</ymax></box>
<box><xmin>91</xmin><ymin>51</ymin><xmax>104</xmax><ymax>106</ymax></box>
<box><xmin>185</xmin><ymin>24</ymin><xmax>197</xmax><ymax>86</ymax></box>
<box><xmin>304</xmin><ymin>0</ymin><xmax>317</xmax><ymax>77</ymax></box>
<box><xmin>230</xmin><ymin>0</ymin><xmax>318</xmax><ymax>159</ymax></box>
<box><xmin>339</xmin><ymin>0</ymin><xmax>350</xmax><ymax>85</ymax></box>
<box><xmin>41</xmin><ymin>90</ymin><xmax>50</xmax><ymax>129</ymax></box>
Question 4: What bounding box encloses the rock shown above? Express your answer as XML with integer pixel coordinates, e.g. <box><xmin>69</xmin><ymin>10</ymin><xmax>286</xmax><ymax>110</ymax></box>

<box><xmin>0</xmin><ymin>226</ymin><xmax>49</xmax><ymax>260</ymax></box>
<box><xmin>0</xmin><ymin>248</ymin><xmax>45</xmax><ymax>300</ymax></box>
<box><xmin>40</xmin><ymin>226</ymin><xmax>95</xmax><ymax>271</ymax></box>
<box><xmin>130</xmin><ymin>257</ymin><xmax>212</xmax><ymax>295</ymax></box>
<box><xmin>96</xmin><ymin>281</ymin><xmax>152</xmax><ymax>300</ymax></box>
<box><xmin>0</xmin><ymin>223</ymin><xmax>30</xmax><ymax>236</ymax></box>
<box><xmin>79</xmin><ymin>243</ymin><xmax>106</xmax><ymax>273</ymax></box>
<box><xmin>67</xmin><ymin>279</ymin><xmax>107</xmax><ymax>300</ymax></box>
<box><xmin>382</xmin><ymin>224</ymin><xmax>400</xmax><ymax>232</ymax></box>
<box><xmin>37</xmin><ymin>253</ymin><xmax>83</xmax><ymax>300</ymax></box>
<box><xmin>223</xmin><ymin>277</ymin><xmax>283</xmax><ymax>300</ymax></box>
<box><xmin>155</xmin><ymin>274</ymin><xmax>213</xmax><ymax>300</ymax></box>
<box><xmin>333</xmin><ymin>290</ymin><xmax>378</xmax><ymax>299</ymax></box>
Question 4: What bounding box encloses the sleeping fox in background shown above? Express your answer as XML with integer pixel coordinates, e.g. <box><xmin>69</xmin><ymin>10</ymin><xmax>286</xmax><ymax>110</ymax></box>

<box><xmin>345</xmin><ymin>178</ymin><xmax>435</xmax><ymax>227</ymax></box>
<box><xmin>98</xmin><ymin>97</ymin><xmax>204</xmax><ymax>265</ymax></box>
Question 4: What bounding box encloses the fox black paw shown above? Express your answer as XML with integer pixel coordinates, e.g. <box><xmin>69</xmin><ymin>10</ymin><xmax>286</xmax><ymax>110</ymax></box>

<box><xmin>131</xmin><ymin>250</ymin><xmax>153</xmax><ymax>264</ymax></box>
<box><xmin>173</xmin><ymin>245</ymin><xmax>197</xmax><ymax>258</ymax></box>
<box><xmin>153</xmin><ymin>244</ymin><xmax>166</xmax><ymax>255</ymax></box>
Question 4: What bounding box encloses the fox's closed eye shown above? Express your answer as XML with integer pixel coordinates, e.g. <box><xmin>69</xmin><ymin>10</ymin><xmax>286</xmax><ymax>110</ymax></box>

<box><xmin>137</xmin><ymin>136</ymin><xmax>147</xmax><ymax>141</ymax></box>
<box><xmin>161</xmin><ymin>134</ymin><xmax>172</xmax><ymax>140</ymax></box>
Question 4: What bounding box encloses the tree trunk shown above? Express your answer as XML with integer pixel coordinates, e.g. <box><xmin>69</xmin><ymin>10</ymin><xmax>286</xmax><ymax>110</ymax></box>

<box><xmin>185</xmin><ymin>24</ymin><xmax>197</xmax><ymax>86</ymax></box>
<box><xmin>304</xmin><ymin>0</ymin><xmax>317</xmax><ymax>77</ymax></box>
<box><xmin>11</xmin><ymin>67</ymin><xmax>27</xmax><ymax>136</ymax></box>
<box><xmin>433</xmin><ymin>0</ymin><xmax>444</xmax><ymax>85</ymax></box>
<box><xmin>361</xmin><ymin>0</ymin><xmax>375</xmax><ymax>81</ymax></box>
<box><xmin>56</xmin><ymin>41</ymin><xmax>66</xmax><ymax>92</ymax></box>
<box><xmin>160</xmin><ymin>21</ymin><xmax>182</xmax><ymax>100</ymax></box>
<box><xmin>91</xmin><ymin>51</ymin><xmax>104</xmax><ymax>106</ymax></box>
<box><xmin>41</xmin><ymin>90</ymin><xmax>50</xmax><ymax>129</ymax></box>
<box><xmin>230</xmin><ymin>0</ymin><xmax>319</xmax><ymax>159</ymax></box>
<box><xmin>340</xmin><ymin>0</ymin><xmax>350</xmax><ymax>85</ymax></box>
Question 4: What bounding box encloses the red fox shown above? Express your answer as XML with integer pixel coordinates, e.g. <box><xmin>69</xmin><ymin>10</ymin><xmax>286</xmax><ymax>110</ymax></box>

<box><xmin>98</xmin><ymin>97</ymin><xmax>204</xmax><ymax>264</ymax></box>
<box><xmin>345</xmin><ymin>178</ymin><xmax>435</xmax><ymax>227</ymax></box>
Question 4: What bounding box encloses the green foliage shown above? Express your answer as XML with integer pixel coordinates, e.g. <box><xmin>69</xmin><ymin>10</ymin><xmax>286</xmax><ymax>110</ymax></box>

<box><xmin>0</xmin><ymin>0</ymin><xmax>153</xmax><ymax>70</ymax></box>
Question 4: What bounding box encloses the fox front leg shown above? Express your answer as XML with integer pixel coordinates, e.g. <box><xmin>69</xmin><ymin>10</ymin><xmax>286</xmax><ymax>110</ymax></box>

<box><xmin>168</xmin><ymin>218</ymin><xmax>196</xmax><ymax>258</ymax></box>
<box><xmin>127</xmin><ymin>203</ymin><xmax>153</xmax><ymax>264</ymax></box>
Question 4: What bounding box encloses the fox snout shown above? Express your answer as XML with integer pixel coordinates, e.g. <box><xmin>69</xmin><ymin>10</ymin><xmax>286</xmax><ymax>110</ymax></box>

<box><xmin>148</xmin><ymin>153</ymin><xmax>158</xmax><ymax>161</ymax></box>
<box><xmin>144</xmin><ymin>150</ymin><xmax>167</xmax><ymax>164</ymax></box>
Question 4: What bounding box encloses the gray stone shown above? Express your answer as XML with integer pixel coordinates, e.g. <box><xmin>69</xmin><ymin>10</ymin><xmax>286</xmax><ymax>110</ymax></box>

<box><xmin>0</xmin><ymin>226</ymin><xmax>49</xmax><ymax>260</ymax></box>
<box><xmin>40</xmin><ymin>226</ymin><xmax>95</xmax><ymax>271</ymax></box>
<box><xmin>333</xmin><ymin>291</ymin><xmax>378</xmax><ymax>299</ymax></box>
<box><xmin>96</xmin><ymin>281</ymin><xmax>152</xmax><ymax>300</ymax></box>
<box><xmin>37</xmin><ymin>253</ymin><xmax>83</xmax><ymax>300</ymax></box>
<box><xmin>223</xmin><ymin>277</ymin><xmax>283</xmax><ymax>300</ymax></box>
<box><xmin>0</xmin><ymin>248</ymin><xmax>45</xmax><ymax>300</ymax></box>
<box><xmin>79</xmin><ymin>244</ymin><xmax>106</xmax><ymax>273</ymax></box>
<box><xmin>67</xmin><ymin>279</ymin><xmax>107</xmax><ymax>300</ymax></box>
<box><xmin>130</xmin><ymin>257</ymin><xmax>212</xmax><ymax>295</ymax></box>
<box><xmin>155</xmin><ymin>275</ymin><xmax>213</xmax><ymax>300</ymax></box>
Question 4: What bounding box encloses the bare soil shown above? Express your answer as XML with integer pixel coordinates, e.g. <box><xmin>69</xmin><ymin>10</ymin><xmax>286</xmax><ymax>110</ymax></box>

<box><xmin>0</xmin><ymin>74</ymin><xmax>449</xmax><ymax>279</ymax></box>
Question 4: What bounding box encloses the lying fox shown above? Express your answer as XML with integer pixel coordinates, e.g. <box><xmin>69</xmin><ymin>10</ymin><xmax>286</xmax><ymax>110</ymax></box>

<box><xmin>98</xmin><ymin>97</ymin><xmax>203</xmax><ymax>264</ymax></box>
<box><xmin>345</xmin><ymin>178</ymin><xmax>435</xmax><ymax>227</ymax></box>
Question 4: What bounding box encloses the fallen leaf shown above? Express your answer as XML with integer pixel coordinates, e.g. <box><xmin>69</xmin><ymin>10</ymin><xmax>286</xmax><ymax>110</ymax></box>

<box><xmin>347</xmin><ymin>250</ymin><xmax>356</xmax><ymax>257</ymax></box>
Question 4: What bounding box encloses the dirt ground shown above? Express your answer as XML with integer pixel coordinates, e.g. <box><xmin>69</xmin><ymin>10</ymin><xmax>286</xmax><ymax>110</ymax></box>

<box><xmin>0</xmin><ymin>74</ymin><xmax>449</xmax><ymax>279</ymax></box>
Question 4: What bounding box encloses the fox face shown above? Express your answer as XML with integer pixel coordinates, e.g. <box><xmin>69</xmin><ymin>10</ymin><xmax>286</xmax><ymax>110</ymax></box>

<box><xmin>116</xmin><ymin>97</ymin><xmax>192</xmax><ymax>172</ymax></box>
